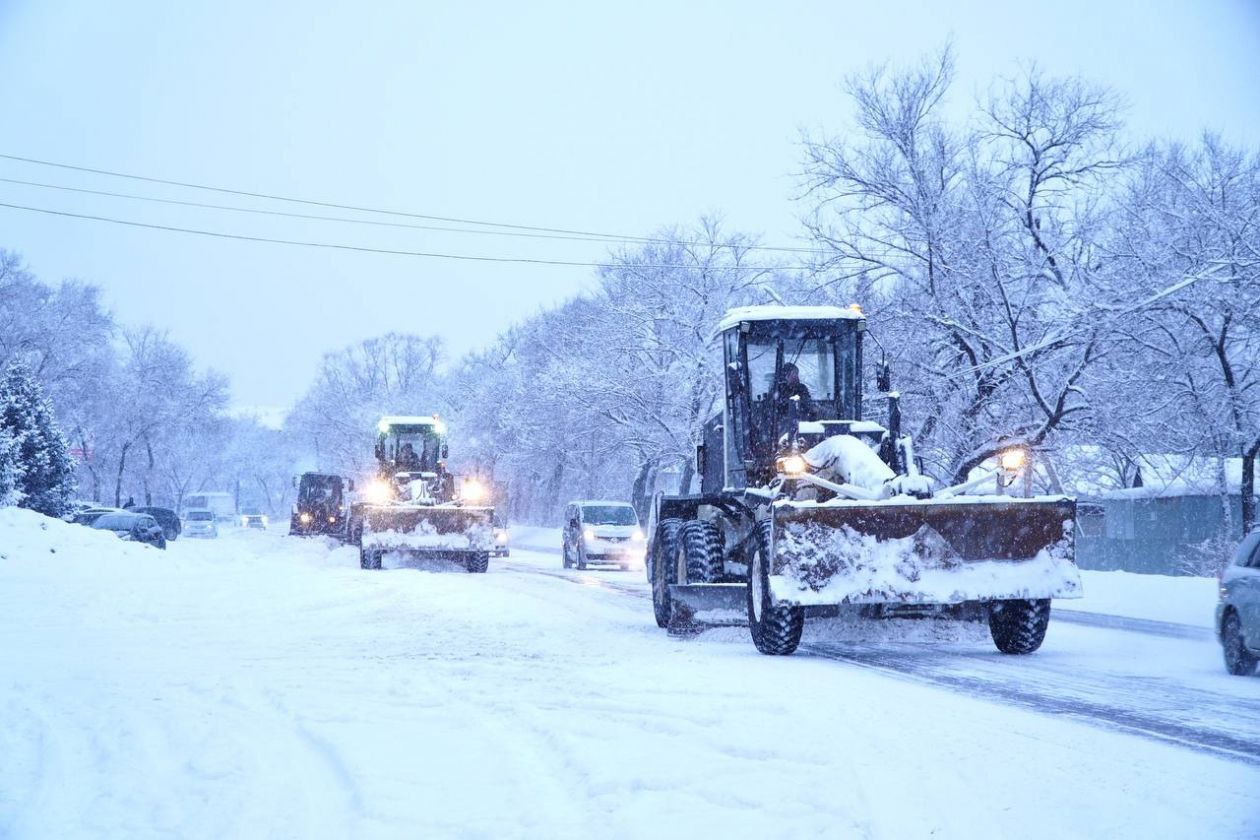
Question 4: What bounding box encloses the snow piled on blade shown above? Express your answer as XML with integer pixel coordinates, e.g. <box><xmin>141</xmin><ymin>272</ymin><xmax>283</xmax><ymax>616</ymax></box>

<box><xmin>803</xmin><ymin>434</ymin><xmax>894</xmax><ymax>489</ymax></box>
<box><xmin>361</xmin><ymin>522</ymin><xmax>490</xmax><ymax>551</ymax></box>
<box><xmin>772</xmin><ymin>522</ymin><xmax>1081</xmax><ymax>606</ymax></box>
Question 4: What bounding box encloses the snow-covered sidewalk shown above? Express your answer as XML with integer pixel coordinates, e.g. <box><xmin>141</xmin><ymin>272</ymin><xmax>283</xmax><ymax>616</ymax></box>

<box><xmin>2</xmin><ymin>510</ymin><xmax>1258</xmax><ymax>838</ymax></box>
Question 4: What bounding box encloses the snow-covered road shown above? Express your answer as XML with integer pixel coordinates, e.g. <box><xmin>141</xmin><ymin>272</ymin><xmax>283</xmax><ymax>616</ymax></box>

<box><xmin>3</xmin><ymin>510</ymin><xmax>1259</xmax><ymax>839</ymax></box>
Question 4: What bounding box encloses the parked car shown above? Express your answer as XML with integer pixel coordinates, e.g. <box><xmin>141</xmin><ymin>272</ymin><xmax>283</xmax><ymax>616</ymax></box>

<box><xmin>1218</xmin><ymin>529</ymin><xmax>1260</xmax><ymax>676</ymax></box>
<box><xmin>71</xmin><ymin>506</ymin><xmax>123</xmax><ymax>527</ymax></box>
<box><xmin>561</xmin><ymin>500</ymin><xmax>646</xmax><ymax>571</ymax></box>
<box><xmin>91</xmin><ymin>511</ymin><xmax>167</xmax><ymax>549</ymax></box>
<box><xmin>133</xmin><ymin>506</ymin><xmax>181</xmax><ymax>542</ymax></box>
<box><xmin>183</xmin><ymin>509</ymin><xmax>219</xmax><ymax>538</ymax></box>
<box><xmin>240</xmin><ymin>512</ymin><xmax>269</xmax><ymax>530</ymax></box>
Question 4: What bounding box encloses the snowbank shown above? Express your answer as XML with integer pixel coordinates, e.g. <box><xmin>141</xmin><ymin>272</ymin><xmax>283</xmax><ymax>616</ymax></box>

<box><xmin>3</xmin><ymin>507</ymin><xmax>1257</xmax><ymax>839</ymax></box>
<box><xmin>0</xmin><ymin>505</ymin><xmax>161</xmax><ymax>563</ymax></box>
<box><xmin>1074</xmin><ymin>569</ymin><xmax>1220</xmax><ymax>629</ymax></box>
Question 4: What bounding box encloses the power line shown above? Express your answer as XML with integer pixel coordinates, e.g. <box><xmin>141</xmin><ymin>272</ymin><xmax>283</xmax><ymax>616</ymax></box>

<box><xmin>0</xmin><ymin>175</ymin><xmax>704</xmax><ymax>246</ymax></box>
<box><xmin>0</xmin><ymin>199</ymin><xmax>784</xmax><ymax>271</ymax></box>
<box><xmin>0</xmin><ymin>152</ymin><xmax>829</xmax><ymax>255</ymax></box>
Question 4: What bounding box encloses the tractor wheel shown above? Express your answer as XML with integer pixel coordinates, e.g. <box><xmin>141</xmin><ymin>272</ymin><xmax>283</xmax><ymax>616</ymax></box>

<box><xmin>679</xmin><ymin>521</ymin><xmax>724</xmax><ymax>583</ymax></box>
<box><xmin>1222</xmin><ymin>610</ymin><xmax>1258</xmax><ymax>676</ymax></box>
<box><xmin>746</xmin><ymin>520</ymin><xmax>803</xmax><ymax>655</ymax></box>
<box><xmin>562</xmin><ymin>542</ymin><xmax>572</xmax><ymax>569</ymax></box>
<box><xmin>467</xmin><ymin>552</ymin><xmax>490</xmax><ymax>574</ymax></box>
<box><xmin>651</xmin><ymin>518</ymin><xmax>685</xmax><ymax>629</ymax></box>
<box><xmin>988</xmin><ymin>599</ymin><xmax>1051</xmax><ymax>654</ymax></box>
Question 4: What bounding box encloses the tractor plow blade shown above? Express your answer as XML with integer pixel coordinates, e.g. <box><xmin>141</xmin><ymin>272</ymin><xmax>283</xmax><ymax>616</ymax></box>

<box><xmin>359</xmin><ymin>505</ymin><xmax>495</xmax><ymax>554</ymax></box>
<box><xmin>770</xmin><ymin>496</ymin><xmax>1080</xmax><ymax>608</ymax></box>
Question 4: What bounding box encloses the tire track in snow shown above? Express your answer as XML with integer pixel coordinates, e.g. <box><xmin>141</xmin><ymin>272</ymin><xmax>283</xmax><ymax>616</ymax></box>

<box><xmin>506</xmin><ymin>549</ymin><xmax>1260</xmax><ymax>768</ymax></box>
<box><xmin>801</xmin><ymin>641</ymin><xmax>1260</xmax><ymax>767</ymax></box>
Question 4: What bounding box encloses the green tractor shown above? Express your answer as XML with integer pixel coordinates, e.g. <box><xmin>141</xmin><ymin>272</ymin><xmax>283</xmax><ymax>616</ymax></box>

<box><xmin>648</xmin><ymin>306</ymin><xmax>1080</xmax><ymax>655</ymax></box>
<box><xmin>349</xmin><ymin>415</ymin><xmax>495</xmax><ymax>572</ymax></box>
<box><xmin>289</xmin><ymin>472</ymin><xmax>352</xmax><ymax>538</ymax></box>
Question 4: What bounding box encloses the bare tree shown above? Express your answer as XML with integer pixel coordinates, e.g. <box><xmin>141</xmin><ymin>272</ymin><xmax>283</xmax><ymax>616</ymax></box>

<box><xmin>800</xmin><ymin>51</ymin><xmax>1127</xmax><ymax>483</ymax></box>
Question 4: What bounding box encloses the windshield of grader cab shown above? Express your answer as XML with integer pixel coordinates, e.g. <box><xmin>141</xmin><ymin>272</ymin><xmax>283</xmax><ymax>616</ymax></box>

<box><xmin>381</xmin><ymin>425</ymin><xmax>442</xmax><ymax>472</ymax></box>
<box><xmin>745</xmin><ymin>329</ymin><xmax>858</xmax><ymax>424</ymax></box>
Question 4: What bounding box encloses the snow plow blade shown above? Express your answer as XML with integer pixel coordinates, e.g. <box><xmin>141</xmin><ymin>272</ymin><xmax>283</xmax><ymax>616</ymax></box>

<box><xmin>770</xmin><ymin>497</ymin><xmax>1080</xmax><ymax>608</ymax></box>
<box><xmin>359</xmin><ymin>505</ymin><xmax>495</xmax><ymax>555</ymax></box>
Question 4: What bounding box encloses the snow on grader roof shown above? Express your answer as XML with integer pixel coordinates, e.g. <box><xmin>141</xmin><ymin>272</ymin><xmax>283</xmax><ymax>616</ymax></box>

<box><xmin>717</xmin><ymin>304</ymin><xmax>864</xmax><ymax>332</ymax></box>
<box><xmin>377</xmin><ymin>415</ymin><xmax>443</xmax><ymax>429</ymax></box>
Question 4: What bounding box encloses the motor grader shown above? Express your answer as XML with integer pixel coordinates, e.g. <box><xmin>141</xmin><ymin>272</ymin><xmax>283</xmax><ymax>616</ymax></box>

<box><xmin>349</xmin><ymin>415</ymin><xmax>495</xmax><ymax>573</ymax></box>
<box><xmin>648</xmin><ymin>306</ymin><xmax>1081</xmax><ymax>655</ymax></box>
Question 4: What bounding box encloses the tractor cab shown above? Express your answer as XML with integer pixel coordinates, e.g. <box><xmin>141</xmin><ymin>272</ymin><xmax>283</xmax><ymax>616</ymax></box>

<box><xmin>702</xmin><ymin>305</ymin><xmax>880</xmax><ymax>492</ymax></box>
<box><xmin>373</xmin><ymin>415</ymin><xmax>455</xmax><ymax>501</ymax></box>
<box><xmin>375</xmin><ymin>416</ymin><xmax>449</xmax><ymax>475</ymax></box>
<box><xmin>297</xmin><ymin>473</ymin><xmax>346</xmax><ymax>506</ymax></box>
<box><xmin>290</xmin><ymin>472</ymin><xmax>352</xmax><ymax>536</ymax></box>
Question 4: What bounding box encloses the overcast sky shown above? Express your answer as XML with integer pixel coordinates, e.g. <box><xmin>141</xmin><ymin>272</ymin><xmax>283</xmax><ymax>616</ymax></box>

<box><xmin>2</xmin><ymin>0</ymin><xmax>1258</xmax><ymax>415</ymax></box>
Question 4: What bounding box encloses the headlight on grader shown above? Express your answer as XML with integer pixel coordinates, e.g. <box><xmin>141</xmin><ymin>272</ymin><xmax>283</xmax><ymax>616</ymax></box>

<box><xmin>999</xmin><ymin>447</ymin><xmax>1027</xmax><ymax>475</ymax></box>
<box><xmin>364</xmin><ymin>478</ymin><xmax>393</xmax><ymax>505</ymax></box>
<box><xmin>299</xmin><ymin>512</ymin><xmax>313</xmax><ymax>524</ymax></box>
<box><xmin>777</xmin><ymin>454</ymin><xmax>808</xmax><ymax>477</ymax></box>
<box><xmin>462</xmin><ymin>478</ymin><xmax>487</xmax><ymax>503</ymax></box>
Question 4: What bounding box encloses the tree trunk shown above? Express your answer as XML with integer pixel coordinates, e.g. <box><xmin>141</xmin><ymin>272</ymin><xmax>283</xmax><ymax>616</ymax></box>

<box><xmin>114</xmin><ymin>441</ymin><xmax>131</xmax><ymax>507</ymax></box>
<box><xmin>678</xmin><ymin>459</ymin><xmax>695</xmax><ymax>497</ymax></box>
<box><xmin>143</xmin><ymin>437</ymin><xmax>155</xmax><ymax>506</ymax></box>
<box><xmin>1242</xmin><ymin>441</ymin><xmax>1259</xmax><ymax>537</ymax></box>
<box><xmin>630</xmin><ymin>458</ymin><xmax>657</xmax><ymax>523</ymax></box>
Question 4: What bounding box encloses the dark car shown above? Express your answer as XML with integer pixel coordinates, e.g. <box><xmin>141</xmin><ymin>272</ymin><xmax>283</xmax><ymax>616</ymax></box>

<box><xmin>1218</xmin><ymin>529</ymin><xmax>1260</xmax><ymax>676</ymax></box>
<box><xmin>91</xmin><ymin>512</ymin><xmax>167</xmax><ymax>549</ymax></box>
<box><xmin>133</xmin><ymin>507</ymin><xmax>181</xmax><ymax>542</ymax></box>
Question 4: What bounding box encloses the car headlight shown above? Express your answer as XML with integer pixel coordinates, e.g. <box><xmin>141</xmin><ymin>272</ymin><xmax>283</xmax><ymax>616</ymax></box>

<box><xmin>240</xmin><ymin>515</ymin><xmax>248</xmax><ymax>526</ymax></box>
<box><xmin>261</xmin><ymin>515</ymin><xmax>269</xmax><ymax>526</ymax></box>
<box><xmin>299</xmin><ymin>512</ymin><xmax>313</xmax><ymax>524</ymax></box>
<box><xmin>496</xmin><ymin>530</ymin><xmax>509</xmax><ymax>543</ymax></box>
<box><xmin>632</xmin><ymin>527</ymin><xmax>646</xmax><ymax>542</ymax></box>
<box><xmin>776</xmin><ymin>454</ymin><xmax>808</xmax><ymax>476</ymax></box>
<box><xmin>584</xmin><ymin>528</ymin><xmax>596</xmax><ymax>542</ymax></box>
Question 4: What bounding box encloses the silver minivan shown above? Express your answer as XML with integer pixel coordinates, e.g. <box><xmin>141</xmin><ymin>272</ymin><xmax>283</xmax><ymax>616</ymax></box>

<box><xmin>561</xmin><ymin>501</ymin><xmax>646</xmax><ymax>571</ymax></box>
